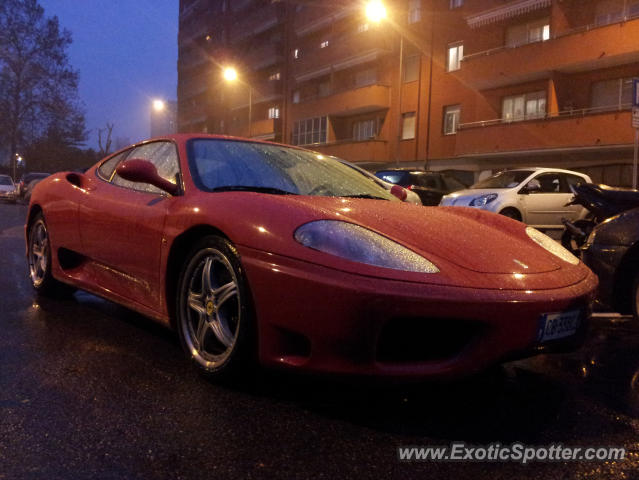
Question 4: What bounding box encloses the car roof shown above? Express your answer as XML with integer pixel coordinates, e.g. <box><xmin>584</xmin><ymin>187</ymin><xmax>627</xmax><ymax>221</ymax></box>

<box><xmin>506</xmin><ymin>167</ymin><xmax>588</xmax><ymax>176</ymax></box>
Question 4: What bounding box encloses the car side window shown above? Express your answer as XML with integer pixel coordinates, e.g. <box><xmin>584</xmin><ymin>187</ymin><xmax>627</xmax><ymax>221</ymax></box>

<box><xmin>564</xmin><ymin>174</ymin><xmax>586</xmax><ymax>191</ymax></box>
<box><xmin>98</xmin><ymin>150</ymin><xmax>130</xmax><ymax>181</ymax></box>
<box><xmin>112</xmin><ymin>141</ymin><xmax>179</xmax><ymax>194</ymax></box>
<box><xmin>533</xmin><ymin>173</ymin><xmax>562</xmax><ymax>193</ymax></box>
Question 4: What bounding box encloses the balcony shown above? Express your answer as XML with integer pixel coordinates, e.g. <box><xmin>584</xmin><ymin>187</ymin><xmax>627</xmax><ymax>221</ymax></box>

<box><xmin>457</xmin><ymin>17</ymin><xmax>639</xmax><ymax>90</ymax></box>
<box><xmin>291</xmin><ymin>84</ymin><xmax>391</xmax><ymax>119</ymax></box>
<box><xmin>228</xmin><ymin>81</ymin><xmax>283</xmax><ymax>110</ymax></box>
<box><xmin>454</xmin><ymin>108</ymin><xmax>633</xmax><ymax>156</ymax></box>
<box><xmin>312</xmin><ymin>140</ymin><xmax>389</xmax><ymax>163</ymax></box>
<box><xmin>243</xmin><ymin>43</ymin><xmax>284</xmax><ymax>72</ymax></box>
<box><xmin>294</xmin><ymin>5</ymin><xmax>353</xmax><ymax>37</ymax></box>
<box><xmin>228</xmin><ymin>118</ymin><xmax>281</xmax><ymax>140</ymax></box>
<box><xmin>229</xmin><ymin>3</ymin><xmax>281</xmax><ymax>44</ymax></box>
<box><xmin>292</xmin><ymin>30</ymin><xmax>391</xmax><ymax>81</ymax></box>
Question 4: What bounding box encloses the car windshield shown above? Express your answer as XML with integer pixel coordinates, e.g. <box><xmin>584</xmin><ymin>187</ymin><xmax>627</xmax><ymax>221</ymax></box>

<box><xmin>0</xmin><ymin>176</ymin><xmax>13</xmax><ymax>186</ymax></box>
<box><xmin>471</xmin><ymin>170</ymin><xmax>534</xmax><ymax>189</ymax></box>
<box><xmin>188</xmin><ymin>139</ymin><xmax>397</xmax><ymax>200</ymax></box>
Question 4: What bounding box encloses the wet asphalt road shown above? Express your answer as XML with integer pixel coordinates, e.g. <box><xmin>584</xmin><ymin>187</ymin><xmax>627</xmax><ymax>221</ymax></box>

<box><xmin>1</xmin><ymin>202</ymin><xmax>639</xmax><ymax>480</ymax></box>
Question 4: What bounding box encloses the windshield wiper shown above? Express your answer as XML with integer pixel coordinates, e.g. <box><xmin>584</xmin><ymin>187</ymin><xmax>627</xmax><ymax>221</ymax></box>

<box><xmin>210</xmin><ymin>185</ymin><xmax>298</xmax><ymax>195</ymax></box>
<box><xmin>340</xmin><ymin>194</ymin><xmax>389</xmax><ymax>200</ymax></box>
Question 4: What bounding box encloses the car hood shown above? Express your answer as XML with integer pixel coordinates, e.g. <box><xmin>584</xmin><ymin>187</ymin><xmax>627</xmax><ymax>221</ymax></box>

<box><xmin>286</xmin><ymin>196</ymin><xmax>559</xmax><ymax>275</ymax></box>
<box><xmin>183</xmin><ymin>193</ymin><xmax>587</xmax><ymax>290</ymax></box>
<box><xmin>440</xmin><ymin>188</ymin><xmax>510</xmax><ymax>206</ymax></box>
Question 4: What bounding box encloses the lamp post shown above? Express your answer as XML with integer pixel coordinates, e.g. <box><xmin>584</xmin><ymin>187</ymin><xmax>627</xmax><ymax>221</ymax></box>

<box><xmin>365</xmin><ymin>1</ymin><xmax>425</xmax><ymax>166</ymax></box>
<box><xmin>223</xmin><ymin>66</ymin><xmax>253</xmax><ymax>138</ymax></box>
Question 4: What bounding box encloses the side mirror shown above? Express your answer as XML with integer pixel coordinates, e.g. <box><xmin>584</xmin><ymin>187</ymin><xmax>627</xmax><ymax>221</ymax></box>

<box><xmin>521</xmin><ymin>179</ymin><xmax>541</xmax><ymax>194</ymax></box>
<box><xmin>390</xmin><ymin>184</ymin><xmax>408</xmax><ymax>202</ymax></box>
<box><xmin>116</xmin><ymin>159</ymin><xmax>178</xmax><ymax>196</ymax></box>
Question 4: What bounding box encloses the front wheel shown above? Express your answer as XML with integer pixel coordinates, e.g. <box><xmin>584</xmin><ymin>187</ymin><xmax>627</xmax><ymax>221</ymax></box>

<box><xmin>499</xmin><ymin>208</ymin><xmax>521</xmax><ymax>222</ymax></box>
<box><xmin>176</xmin><ymin>236</ymin><xmax>256</xmax><ymax>379</ymax></box>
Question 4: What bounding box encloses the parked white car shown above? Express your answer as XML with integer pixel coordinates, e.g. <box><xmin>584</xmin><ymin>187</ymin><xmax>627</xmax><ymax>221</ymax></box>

<box><xmin>0</xmin><ymin>174</ymin><xmax>17</xmax><ymax>203</ymax></box>
<box><xmin>439</xmin><ymin>168</ymin><xmax>592</xmax><ymax>230</ymax></box>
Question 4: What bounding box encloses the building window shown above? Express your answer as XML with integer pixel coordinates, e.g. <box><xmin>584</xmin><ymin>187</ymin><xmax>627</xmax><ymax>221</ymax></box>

<box><xmin>292</xmin><ymin>117</ymin><xmax>328</xmax><ymax>146</ymax></box>
<box><xmin>320</xmin><ymin>40</ymin><xmax>329</xmax><ymax>48</ymax></box>
<box><xmin>502</xmin><ymin>91</ymin><xmax>546</xmax><ymax>122</ymax></box>
<box><xmin>268</xmin><ymin>107</ymin><xmax>280</xmax><ymax>119</ymax></box>
<box><xmin>447</xmin><ymin>42</ymin><xmax>463</xmax><ymax>72</ymax></box>
<box><xmin>506</xmin><ymin>18</ymin><xmax>550</xmax><ymax>47</ymax></box>
<box><xmin>401</xmin><ymin>112</ymin><xmax>416</xmax><ymax>140</ymax></box>
<box><xmin>353</xmin><ymin>119</ymin><xmax>378</xmax><ymax>141</ymax></box>
<box><xmin>403</xmin><ymin>55</ymin><xmax>419</xmax><ymax>82</ymax></box>
<box><xmin>591</xmin><ymin>78</ymin><xmax>633</xmax><ymax>110</ymax></box>
<box><xmin>292</xmin><ymin>90</ymin><xmax>300</xmax><ymax>104</ymax></box>
<box><xmin>354</xmin><ymin>68</ymin><xmax>377</xmax><ymax>87</ymax></box>
<box><xmin>268</xmin><ymin>72</ymin><xmax>281</xmax><ymax>81</ymax></box>
<box><xmin>357</xmin><ymin>23</ymin><xmax>369</xmax><ymax>33</ymax></box>
<box><xmin>450</xmin><ymin>0</ymin><xmax>463</xmax><ymax>8</ymax></box>
<box><xmin>293</xmin><ymin>48</ymin><xmax>300</xmax><ymax>59</ymax></box>
<box><xmin>443</xmin><ymin>105</ymin><xmax>460</xmax><ymax>135</ymax></box>
<box><xmin>408</xmin><ymin>0</ymin><xmax>421</xmax><ymax>23</ymax></box>
<box><xmin>318</xmin><ymin>80</ymin><xmax>331</xmax><ymax>97</ymax></box>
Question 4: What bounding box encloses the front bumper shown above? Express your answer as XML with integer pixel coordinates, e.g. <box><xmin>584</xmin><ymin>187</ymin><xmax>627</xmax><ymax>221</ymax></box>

<box><xmin>240</xmin><ymin>247</ymin><xmax>598</xmax><ymax>380</ymax></box>
<box><xmin>0</xmin><ymin>191</ymin><xmax>17</xmax><ymax>202</ymax></box>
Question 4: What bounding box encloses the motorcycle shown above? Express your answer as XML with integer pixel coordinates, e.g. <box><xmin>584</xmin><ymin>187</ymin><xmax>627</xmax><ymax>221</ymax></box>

<box><xmin>561</xmin><ymin>183</ymin><xmax>639</xmax><ymax>255</ymax></box>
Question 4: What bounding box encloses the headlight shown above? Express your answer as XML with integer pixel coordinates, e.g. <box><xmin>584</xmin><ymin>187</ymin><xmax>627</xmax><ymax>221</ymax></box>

<box><xmin>526</xmin><ymin>227</ymin><xmax>579</xmax><ymax>265</ymax></box>
<box><xmin>470</xmin><ymin>193</ymin><xmax>498</xmax><ymax>207</ymax></box>
<box><xmin>294</xmin><ymin>220</ymin><xmax>439</xmax><ymax>273</ymax></box>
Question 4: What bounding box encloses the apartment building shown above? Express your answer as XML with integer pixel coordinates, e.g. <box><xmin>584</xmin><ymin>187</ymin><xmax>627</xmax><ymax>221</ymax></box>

<box><xmin>178</xmin><ymin>0</ymin><xmax>639</xmax><ymax>185</ymax></box>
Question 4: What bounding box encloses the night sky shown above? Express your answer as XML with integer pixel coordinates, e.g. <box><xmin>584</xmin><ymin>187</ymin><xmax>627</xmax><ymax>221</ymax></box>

<box><xmin>38</xmin><ymin>0</ymin><xmax>178</xmax><ymax>151</ymax></box>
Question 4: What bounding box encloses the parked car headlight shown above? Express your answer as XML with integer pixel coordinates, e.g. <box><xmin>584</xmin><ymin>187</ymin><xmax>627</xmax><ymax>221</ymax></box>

<box><xmin>294</xmin><ymin>220</ymin><xmax>439</xmax><ymax>273</ymax></box>
<box><xmin>525</xmin><ymin>227</ymin><xmax>579</xmax><ymax>265</ymax></box>
<box><xmin>470</xmin><ymin>193</ymin><xmax>498</xmax><ymax>207</ymax></box>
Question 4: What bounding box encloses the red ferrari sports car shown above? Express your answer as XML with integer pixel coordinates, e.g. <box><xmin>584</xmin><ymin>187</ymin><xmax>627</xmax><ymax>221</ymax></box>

<box><xmin>25</xmin><ymin>135</ymin><xmax>597</xmax><ymax>380</ymax></box>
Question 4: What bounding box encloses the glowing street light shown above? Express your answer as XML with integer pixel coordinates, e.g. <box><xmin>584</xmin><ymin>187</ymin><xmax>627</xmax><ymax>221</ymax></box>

<box><xmin>223</xmin><ymin>66</ymin><xmax>238</xmax><ymax>83</ymax></box>
<box><xmin>365</xmin><ymin>0</ymin><xmax>387</xmax><ymax>23</ymax></box>
<box><xmin>153</xmin><ymin>99</ymin><xmax>166</xmax><ymax>112</ymax></box>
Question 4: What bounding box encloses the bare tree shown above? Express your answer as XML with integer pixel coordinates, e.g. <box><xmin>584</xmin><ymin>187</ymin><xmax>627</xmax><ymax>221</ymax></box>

<box><xmin>98</xmin><ymin>123</ymin><xmax>114</xmax><ymax>157</ymax></box>
<box><xmin>0</xmin><ymin>0</ymin><xmax>86</xmax><ymax>177</ymax></box>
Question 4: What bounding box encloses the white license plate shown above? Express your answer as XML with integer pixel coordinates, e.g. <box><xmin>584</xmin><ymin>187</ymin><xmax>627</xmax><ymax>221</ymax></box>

<box><xmin>537</xmin><ymin>310</ymin><xmax>581</xmax><ymax>343</ymax></box>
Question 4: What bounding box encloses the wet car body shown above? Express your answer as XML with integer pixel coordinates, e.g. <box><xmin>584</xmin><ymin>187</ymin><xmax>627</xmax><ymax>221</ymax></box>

<box><xmin>581</xmin><ymin>207</ymin><xmax>639</xmax><ymax>320</ymax></box>
<box><xmin>26</xmin><ymin>134</ymin><xmax>597</xmax><ymax>380</ymax></box>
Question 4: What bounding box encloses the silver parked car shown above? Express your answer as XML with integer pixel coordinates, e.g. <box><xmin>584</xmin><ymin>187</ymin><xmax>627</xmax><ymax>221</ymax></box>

<box><xmin>440</xmin><ymin>167</ymin><xmax>592</xmax><ymax>230</ymax></box>
<box><xmin>0</xmin><ymin>174</ymin><xmax>17</xmax><ymax>203</ymax></box>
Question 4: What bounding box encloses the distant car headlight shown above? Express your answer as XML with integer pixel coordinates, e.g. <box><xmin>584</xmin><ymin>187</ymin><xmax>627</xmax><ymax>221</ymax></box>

<box><xmin>526</xmin><ymin>227</ymin><xmax>579</xmax><ymax>265</ymax></box>
<box><xmin>294</xmin><ymin>220</ymin><xmax>439</xmax><ymax>273</ymax></box>
<box><xmin>470</xmin><ymin>193</ymin><xmax>498</xmax><ymax>207</ymax></box>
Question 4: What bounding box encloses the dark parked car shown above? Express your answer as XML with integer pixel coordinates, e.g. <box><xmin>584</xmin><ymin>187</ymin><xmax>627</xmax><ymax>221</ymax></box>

<box><xmin>375</xmin><ymin>169</ymin><xmax>468</xmax><ymax>206</ymax></box>
<box><xmin>18</xmin><ymin>172</ymin><xmax>50</xmax><ymax>199</ymax></box>
<box><xmin>581</xmin><ymin>207</ymin><xmax>639</xmax><ymax>321</ymax></box>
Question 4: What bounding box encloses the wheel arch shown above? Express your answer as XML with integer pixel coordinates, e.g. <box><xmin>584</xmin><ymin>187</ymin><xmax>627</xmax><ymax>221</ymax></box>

<box><xmin>165</xmin><ymin>224</ymin><xmax>231</xmax><ymax>328</ymax></box>
<box><xmin>498</xmin><ymin>206</ymin><xmax>522</xmax><ymax>222</ymax></box>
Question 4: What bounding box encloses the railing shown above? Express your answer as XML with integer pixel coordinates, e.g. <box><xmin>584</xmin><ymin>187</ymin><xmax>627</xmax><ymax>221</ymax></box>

<box><xmin>296</xmin><ymin>81</ymin><xmax>391</xmax><ymax>104</ymax></box>
<box><xmin>463</xmin><ymin>14</ymin><xmax>639</xmax><ymax>62</ymax></box>
<box><xmin>459</xmin><ymin>104</ymin><xmax>632</xmax><ymax>130</ymax></box>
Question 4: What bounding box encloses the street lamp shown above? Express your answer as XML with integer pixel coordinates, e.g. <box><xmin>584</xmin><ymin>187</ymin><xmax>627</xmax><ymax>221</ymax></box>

<box><xmin>365</xmin><ymin>0</ymin><xmax>387</xmax><ymax>23</ymax></box>
<box><xmin>365</xmin><ymin>0</ymin><xmax>424</xmax><ymax>165</ymax></box>
<box><xmin>222</xmin><ymin>66</ymin><xmax>253</xmax><ymax>138</ymax></box>
<box><xmin>153</xmin><ymin>99</ymin><xmax>166</xmax><ymax>112</ymax></box>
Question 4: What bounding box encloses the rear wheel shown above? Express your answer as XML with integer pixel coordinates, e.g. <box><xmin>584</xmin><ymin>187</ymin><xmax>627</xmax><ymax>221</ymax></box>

<box><xmin>27</xmin><ymin>213</ymin><xmax>72</xmax><ymax>295</ymax></box>
<box><xmin>176</xmin><ymin>235</ymin><xmax>256</xmax><ymax>379</ymax></box>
